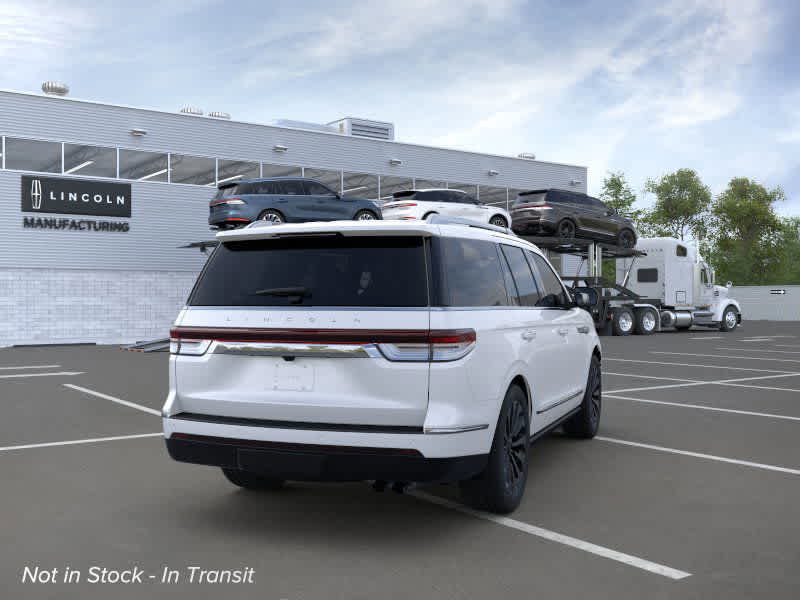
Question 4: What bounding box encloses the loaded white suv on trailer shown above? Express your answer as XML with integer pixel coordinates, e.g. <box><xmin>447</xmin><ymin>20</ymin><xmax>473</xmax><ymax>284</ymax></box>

<box><xmin>381</xmin><ymin>189</ymin><xmax>512</xmax><ymax>229</ymax></box>
<box><xmin>163</xmin><ymin>218</ymin><xmax>601</xmax><ymax>513</ymax></box>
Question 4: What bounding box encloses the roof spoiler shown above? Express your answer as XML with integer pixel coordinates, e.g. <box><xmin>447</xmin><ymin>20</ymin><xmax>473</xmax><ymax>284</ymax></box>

<box><xmin>218</xmin><ymin>181</ymin><xmax>239</xmax><ymax>190</ymax></box>
<box><xmin>392</xmin><ymin>190</ymin><xmax>416</xmax><ymax>198</ymax></box>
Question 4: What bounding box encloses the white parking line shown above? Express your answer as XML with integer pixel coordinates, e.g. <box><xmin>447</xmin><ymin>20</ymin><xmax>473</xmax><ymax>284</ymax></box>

<box><xmin>596</xmin><ymin>436</ymin><xmax>800</xmax><ymax>476</ymax></box>
<box><xmin>689</xmin><ymin>336</ymin><xmax>723</xmax><ymax>340</ymax></box>
<box><xmin>63</xmin><ymin>384</ymin><xmax>161</xmax><ymax>417</ymax></box>
<box><xmin>651</xmin><ymin>351</ymin><xmax>800</xmax><ymax>364</ymax></box>
<box><xmin>605</xmin><ymin>372</ymin><xmax>800</xmax><ymax>394</ymax></box>
<box><xmin>606</xmin><ymin>372</ymin><xmax>696</xmax><ymax>383</ymax></box>
<box><xmin>0</xmin><ymin>364</ymin><xmax>61</xmax><ymax>370</ymax></box>
<box><xmin>717</xmin><ymin>347</ymin><xmax>800</xmax><ymax>354</ymax></box>
<box><xmin>774</xmin><ymin>344</ymin><xmax>800</xmax><ymax>349</ymax></box>
<box><xmin>0</xmin><ymin>433</ymin><xmax>162</xmax><ymax>453</ymax></box>
<box><xmin>410</xmin><ymin>490</ymin><xmax>691</xmax><ymax>580</ymax></box>
<box><xmin>605</xmin><ymin>394</ymin><xmax>800</xmax><ymax>422</ymax></box>
<box><xmin>0</xmin><ymin>371</ymin><xmax>84</xmax><ymax>379</ymax></box>
<box><xmin>605</xmin><ymin>358</ymin><xmax>796</xmax><ymax>374</ymax></box>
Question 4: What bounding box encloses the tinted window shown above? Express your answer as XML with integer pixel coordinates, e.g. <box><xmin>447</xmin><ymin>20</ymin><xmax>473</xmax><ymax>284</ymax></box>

<box><xmin>528</xmin><ymin>252</ymin><xmax>568</xmax><ymax>308</ymax></box>
<box><xmin>638</xmin><ymin>268</ymin><xmax>659</xmax><ymax>283</ymax></box>
<box><xmin>513</xmin><ymin>192</ymin><xmax>546</xmax><ymax>206</ymax></box>
<box><xmin>305</xmin><ymin>180</ymin><xmax>336</xmax><ymax>196</ymax></box>
<box><xmin>250</xmin><ymin>181</ymin><xmax>278</xmax><ymax>195</ymax></box>
<box><xmin>439</xmin><ymin>237</ymin><xmax>509</xmax><ymax>307</ymax></box>
<box><xmin>275</xmin><ymin>180</ymin><xmax>304</xmax><ymax>195</ymax></box>
<box><xmin>500</xmin><ymin>245</ymin><xmax>541</xmax><ymax>306</ymax></box>
<box><xmin>676</xmin><ymin>245</ymin><xmax>687</xmax><ymax>257</ymax></box>
<box><xmin>498</xmin><ymin>246</ymin><xmax>520</xmax><ymax>306</ymax></box>
<box><xmin>190</xmin><ymin>237</ymin><xmax>428</xmax><ymax>307</ymax></box>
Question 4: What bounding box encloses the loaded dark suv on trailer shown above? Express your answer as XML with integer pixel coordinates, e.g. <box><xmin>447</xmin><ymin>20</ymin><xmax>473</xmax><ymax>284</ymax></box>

<box><xmin>209</xmin><ymin>177</ymin><xmax>381</xmax><ymax>229</ymax></box>
<box><xmin>510</xmin><ymin>189</ymin><xmax>637</xmax><ymax>248</ymax></box>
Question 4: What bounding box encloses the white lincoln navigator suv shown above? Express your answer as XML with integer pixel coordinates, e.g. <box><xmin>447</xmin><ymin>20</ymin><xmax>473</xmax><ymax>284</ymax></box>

<box><xmin>163</xmin><ymin>218</ymin><xmax>601</xmax><ymax>513</ymax></box>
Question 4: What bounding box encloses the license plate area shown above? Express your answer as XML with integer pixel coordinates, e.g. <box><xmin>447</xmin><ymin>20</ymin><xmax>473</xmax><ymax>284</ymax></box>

<box><xmin>272</xmin><ymin>361</ymin><xmax>314</xmax><ymax>392</ymax></box>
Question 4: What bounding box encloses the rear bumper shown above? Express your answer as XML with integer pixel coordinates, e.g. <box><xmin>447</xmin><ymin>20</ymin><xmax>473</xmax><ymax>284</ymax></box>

<box><xmin>165</xmin><ymin>433</ymin><xmax>487</xmax><ymax>482</ymax></box>
<box><xmin>510</xmin><ymin>215</ymin><xmax>556</xmax><ymax>235</ymax></box>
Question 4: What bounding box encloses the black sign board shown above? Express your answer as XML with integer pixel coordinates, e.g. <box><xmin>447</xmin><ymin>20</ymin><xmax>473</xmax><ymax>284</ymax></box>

<box><xmin>21</xmin><ymin>175</ymin><xmax>131</xmax><ymax>218</ymax></box>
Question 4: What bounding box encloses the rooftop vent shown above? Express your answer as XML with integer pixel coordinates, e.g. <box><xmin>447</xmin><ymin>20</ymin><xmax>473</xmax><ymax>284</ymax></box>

<box><xmin>208</xmin><ymin>111</ymin><xmax>231</xmax><ymax>119</ymax></box>
<box><xmin>270</xmin><ymin>119</ymin><xmax>338</xmax><ymax>134</ymax></box>
<box><xmin>42</xmin><ymin>81</ymin><xmax>69</xmax><ymax>96</ymax></box>
<box><xmin>328</xmin><ymin>117</ymin><xmax>395</xmax><ymax>141</ymax></box>
<box><xmin>517</xmin><ymin>152</ymin><xmax>536</xmax><ymax>160</ymax></box>
<box><xmin>179</xmin><ymin>106</ymin><xmax>204</xmax><ymax>116</ymax></box>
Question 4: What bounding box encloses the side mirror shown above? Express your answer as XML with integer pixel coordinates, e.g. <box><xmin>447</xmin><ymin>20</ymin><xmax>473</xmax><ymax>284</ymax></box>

<box><xmin>574</xmin><ymin>291</ymin><xmax>592</xmax><ymax>308</ymax></box>
<box><xmin>726</xmin><ymin>281</ymin><xmax>732</xmax><ymax>288</ymax></box>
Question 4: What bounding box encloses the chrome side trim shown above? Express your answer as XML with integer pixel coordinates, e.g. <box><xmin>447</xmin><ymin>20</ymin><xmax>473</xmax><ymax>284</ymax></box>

<box><xmin>536</xmin><ymin>389</ymin><xmax>584</xmax><ymax>414</ymax></box>
<box><xmin>213</xmin><ymin>341</ymin><xmax>381</xmax><ymax>358</ymax></box>
<box><xmin>423</xmin><ymin>424</ymin><xmax>489</xmax><ymax>434</ymax></box>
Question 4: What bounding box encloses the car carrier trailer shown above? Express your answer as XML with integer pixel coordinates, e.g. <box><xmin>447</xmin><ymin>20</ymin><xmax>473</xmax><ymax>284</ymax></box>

<box><xmin>519</xmin><ymin>235</ymin><xmax>743</xmax><ymax>335</ymax></box>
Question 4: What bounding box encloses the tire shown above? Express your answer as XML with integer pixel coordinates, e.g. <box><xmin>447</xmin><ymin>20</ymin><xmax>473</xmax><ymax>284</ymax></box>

<box><xmin>222</xmin><ymin>468</ymin><xmax>285</xmax><ymax>491</ymax></box>
<box><xmin>563</xmin><ymin>355</ymin><xmax>601</xmax><ymax>439</ymax></box>
<box><xmin>258</xmin><ymin>209</ymin><xmax>285</xmax><ymax>224</ymax></box>
<box><xmin>459</xmin><ymin>385</ymin><xmax>530</xmax><ymax>514</ymax></box>
<box><xmin>612</xmin><ymin>306</ymin><xmax>635</xmax><ymax>336</ymax></box>
<box><xmin>617</xmin><ymin>228</ymin><xmax>637</xmax><ymax>249</ymax></box>
<box><xmin>720</xmin><ymin>306</ymin><xmax>739</xmax><ymax>332</ymax></box>
<box><xmin>422</xmin><ymin>212</ymin><xmax>438</xmax><ymax>221</ymax></box>
<box><xmin>354</xmin><ymin>209</ymin><xmax>378</xmax><ymax>221</ymax></box>
<box><xmin>557</xmin><ymin>219</ymin><xmax>576</xmax><ymax>240</ymax></box>
<box><xmin>634</xmin><ymin>308</ymin><xmax>658</xmax><ymax>335</ymax></box>
<box><xmin>489</xmin><ymin>215</ymin><xmax>508</xmax><ymax>228</ymax></box>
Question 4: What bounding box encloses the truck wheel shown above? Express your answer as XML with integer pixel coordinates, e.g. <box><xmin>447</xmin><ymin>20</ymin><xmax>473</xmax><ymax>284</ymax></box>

<box><xmin>720</xmin><ymin>306</ymin><xmax>739</xmax><ymax>332</ymax></box>
<box><xmin>634</xmin><ymin>308</ymin><xmax>658</xmax><ymax>335</ymax></box>
<box><xmin>459</xmin><ymin>384</ymin><xmax>529</xmax><ymax>514</ymax></box>
<box><xmin>612</xmin><ymin>307</ymin><xmax>635</xmax><ymax>336</ymax></box>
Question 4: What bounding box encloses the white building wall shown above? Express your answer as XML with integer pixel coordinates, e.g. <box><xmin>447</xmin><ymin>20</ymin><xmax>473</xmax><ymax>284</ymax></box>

<box><xmin>730</xmin><ymin>286</ymin><xmax>800</xmax><ymax>321</ymax></box>
<box><xmin>0</xmin><ymin>268</ymin><xmax>197</xmax><ymax>346</ymax></box>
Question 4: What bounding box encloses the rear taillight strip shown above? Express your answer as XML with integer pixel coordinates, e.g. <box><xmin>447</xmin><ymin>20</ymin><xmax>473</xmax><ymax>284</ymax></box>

<box><xmin>170</xmin><ymin>327</ymin><xmax>476</xmax><ymax>361</ymax></box>
<box><xmin>170</xmin><ymin>327</ymin><xmax>473</xmax><ymax>345</ymax></box>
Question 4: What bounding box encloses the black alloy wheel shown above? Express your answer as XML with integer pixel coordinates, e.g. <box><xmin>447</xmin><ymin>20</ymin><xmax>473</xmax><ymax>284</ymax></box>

<box><xmin>490</xmin><ymin>215</ymin><xmax>508</xmax><ymax>228</ymax></box>
<box><xmin>459</xmin><ymin>385</ymin><xmax>530</xmax><ymax>514</ymax></box>
<box><xmin>258</xmin><ymin>209</ymin><xmax>285</xmax><ymax>224</ymax></box>
<box><xmin>563</xmin><ymin>355</ymin><xmax>602</xmax><ymax>438</ymax></box>
<box><xmin>558</xmin><ymin>219</ymin><xmax>576</xmax><ymax>240</ymax></box>
<box><xmin>503</xmin><ymin>392</ymin><xmax>528</xmax><ymax>489</ymax></box>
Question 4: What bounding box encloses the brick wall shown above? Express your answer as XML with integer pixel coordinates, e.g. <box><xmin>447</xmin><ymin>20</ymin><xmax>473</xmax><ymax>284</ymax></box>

<box><xmin>0</xmin><ymin>268</ymin><xmax>199</xmax><ymax>346</ymax></box>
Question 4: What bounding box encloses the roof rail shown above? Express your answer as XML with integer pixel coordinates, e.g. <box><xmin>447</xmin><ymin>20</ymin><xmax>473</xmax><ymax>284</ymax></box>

<box><xmin>426</xmin><ymin>214</ymin><xmax>515</xmax><ymax>236</ymax></box>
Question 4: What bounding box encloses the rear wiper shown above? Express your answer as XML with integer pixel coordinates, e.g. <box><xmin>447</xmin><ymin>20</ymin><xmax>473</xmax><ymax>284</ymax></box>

<box><xmin>253</xmin><ymin>286</ymin><xmax>310</xmax><ymax>298</ymax></box>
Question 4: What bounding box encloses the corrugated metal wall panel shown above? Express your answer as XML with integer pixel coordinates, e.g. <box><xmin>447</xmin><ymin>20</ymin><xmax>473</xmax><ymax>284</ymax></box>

<box><xmin>0</xmin><ymin>171</ymin><xmax>210</xmax><ymax>271</ymax></box>
<box><xmin>730</xmin><ymin>286</ymin><xmax>800</xmax><ymax>321</ymax></box>
<box><xmin>0</xmin><ymin>91</ymin><xmax>587</xmax><ymax>192</ymax></box>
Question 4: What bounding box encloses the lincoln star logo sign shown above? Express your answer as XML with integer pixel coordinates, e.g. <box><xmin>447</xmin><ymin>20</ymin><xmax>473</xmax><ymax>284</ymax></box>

<box><xmin>21</xmin><ymin>175</ymin><xmax>131</xmax><ymax>218</ymax></box>
<box><xmin>30</xmin><ymin>179</ymin><xmax>43</xmax><ymax>210</ymax></box>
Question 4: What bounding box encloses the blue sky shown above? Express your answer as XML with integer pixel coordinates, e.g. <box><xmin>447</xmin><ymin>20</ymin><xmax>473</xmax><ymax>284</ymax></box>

<box><xmin>2</xmin><ymin>0</ymin><xmax>799</xmax><ymax>214</ymax></box>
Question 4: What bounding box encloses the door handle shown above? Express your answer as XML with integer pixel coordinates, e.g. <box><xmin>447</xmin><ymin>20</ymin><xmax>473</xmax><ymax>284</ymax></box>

<box><xmin>557</xmin><ymin>328</ymin><xmax>569</xmax><ymax>336</ymax></box>
<box><xmin>521</xmin><ymin>330</ymin><xmax>536</xmax><ymax>341</ymax></box>
<box><xmin>576</xmin><ymin>325</ymin><xmax>590</xmax><ymax>334</ymax></box>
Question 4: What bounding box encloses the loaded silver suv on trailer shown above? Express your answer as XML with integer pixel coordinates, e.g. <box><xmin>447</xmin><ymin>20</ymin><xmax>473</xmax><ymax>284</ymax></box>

<box><xmin>613</xmin><ymin>237</ymin><xmax>742</xmax><ymax>334</ymax></box>
<box><xmin>163</xmin><ymin>217</ymin><xmax>601</xmax><ymax>514</ymax></box>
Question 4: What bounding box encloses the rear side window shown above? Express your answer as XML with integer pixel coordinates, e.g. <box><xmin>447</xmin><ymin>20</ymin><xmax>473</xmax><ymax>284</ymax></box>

<box><xmin>500</xmin><ymin>245</ymin><xmax>542</xmax><ymax>306</ymax></box>
<box><xmin>438</xmin><ymin>237</ymin><xmax>509</xmax><ymax>307</ymax></box>
<box><xmin>527</xmin><ymin>252</ymin><xmax>569</xmax><ymax>308</ymax></box>
<box><xmin>189</xmin><ymin>237</ymin><xmax>428</xmax><ymax>307</ymax></box>
<box><xmin>305</xmin><ymin>181</ymin><xmax>336</xmax><ymax>196</ymax></box>
<box><xmin>214</xmin><ymin>184</ymin><xmax>242</xmax><ymax>199</ymax></box>
<box><xmin>275</xmin><ymin>180</ymin><xmax>305</xmax><ymax>195</ymax></box>
<box><xmin>250</xmin><ymin>181</ymin><xmax>278</xmax><ymax>194</ymax></box>
<box><xmin>638</xmin><ymin>268</ymin><xmax>659</xmax><ymax>283</ymax></box>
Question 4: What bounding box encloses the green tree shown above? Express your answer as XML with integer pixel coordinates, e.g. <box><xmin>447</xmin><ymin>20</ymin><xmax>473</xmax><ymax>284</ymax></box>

<box><xmin>708</xmin><ymin>178</ymin><xmax>784</xmax><ymax>285</ymax></box>
<box><xmin>643</xmin><ymin>169</ymin><xmax>712</xmax><ymax>240</ymax></box>
<box><xmin>600</xmin><ymin>171</ymin><xmax>637</xmax><ymax>216</ymax></box>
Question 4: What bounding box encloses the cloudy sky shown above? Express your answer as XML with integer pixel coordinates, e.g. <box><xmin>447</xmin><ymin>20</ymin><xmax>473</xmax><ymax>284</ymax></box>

<box><xmin>2</xmin><ymin>0</ymin><xmax>798</xmax><ymax>214</ymax></box>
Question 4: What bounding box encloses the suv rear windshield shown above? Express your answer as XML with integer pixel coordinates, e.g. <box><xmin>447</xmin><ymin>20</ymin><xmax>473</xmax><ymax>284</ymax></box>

<box><xmin>189</xmin><ymin>236</ymin><xmax>428</xmax><ymax>307</ymax></box>
<box><xmin>513</xmin><ymin>192</ymin><xmax>546</xmax><ymax>206</ymax></box>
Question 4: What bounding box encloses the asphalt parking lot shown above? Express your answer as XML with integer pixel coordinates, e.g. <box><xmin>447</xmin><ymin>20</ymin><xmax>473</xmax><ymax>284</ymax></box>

<box><xmin>2</xmin><ymin>321</ymin><xmax>799</xmax><ymax>599</ymax></box>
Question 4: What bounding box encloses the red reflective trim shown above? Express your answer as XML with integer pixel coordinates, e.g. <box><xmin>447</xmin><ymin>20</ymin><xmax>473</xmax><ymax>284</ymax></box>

<box><xmin>170</xmin><ymin>327</ymin><xmax>475</xmax><ymax>345</ymax></box>
<box><xmin>224</xmin><ymin>218</ymin><xmax>250</xmax><ymax>222</ymax></box>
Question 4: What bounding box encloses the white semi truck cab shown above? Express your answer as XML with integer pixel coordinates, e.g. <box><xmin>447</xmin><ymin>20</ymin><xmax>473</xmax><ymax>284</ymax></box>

<box><xmin>615</xmin><ymin>237</ymin><xmax>742</xmax><ymax>332</ymax></box>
